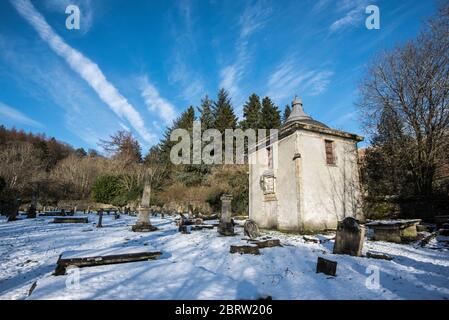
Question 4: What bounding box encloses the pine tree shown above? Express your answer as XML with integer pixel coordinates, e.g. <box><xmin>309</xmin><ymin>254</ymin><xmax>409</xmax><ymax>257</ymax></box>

<box><xmin>240</xmin><ymin>93</ymin><xmax>262</xmax><ymax>130</ymax></box>
<box><xmin>282</xmin><ymin>105</ymin><xmax>291</xmax><ymax>123</ymax></box>
<box><xmin>213</xmin><ymin>89</ymin><xmax>237</xmax><ymax>133</ymax></box>
<box><xmin>159</xmin><ymin>106</ymin><xmax>195</xmax><ymax>159</ymax></box>
<box><xmin>260</xmin><ymin>97</ymin><xmax>281</xmax><ymax>129</ymax></box>
<box><xmin>197</xmin><ymin>95</ymin><xmax>214</xmax><ymax>131</ymax></box>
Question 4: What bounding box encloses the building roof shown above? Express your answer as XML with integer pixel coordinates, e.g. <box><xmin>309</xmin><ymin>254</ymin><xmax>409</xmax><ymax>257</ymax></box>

<box><xmin>280</xmin><ymin>96</ymin><xmax>363</xmax><ymax>142</ymax></box>
<box><xmin>285</xmin><ymin>96</ymin><xmax>329</xmax><ymax>129</ymax></box>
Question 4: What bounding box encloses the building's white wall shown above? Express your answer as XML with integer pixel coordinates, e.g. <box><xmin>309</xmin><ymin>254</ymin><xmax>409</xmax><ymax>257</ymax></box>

<box><xmin>300</xmin><ymin>131</ymin><xmax>362</xmax><ymax>232</ymax></box>
<box><xmin>276</xmin><ymin>133</ymin><xmax>301</xmax><ymax>232</ymax></box>
<box><xmin>249</xmin><ymin>128</ymin><xmax>362</xmax><ymax>233</ymax></box>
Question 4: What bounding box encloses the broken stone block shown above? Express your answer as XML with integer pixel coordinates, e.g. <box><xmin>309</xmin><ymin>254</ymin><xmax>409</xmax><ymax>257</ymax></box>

<box><xmin>250</xmin><ymin>239</ymin><xmax>282</xmax><ymax>248</ymax></box>
<box><xmin>244</xmin><ymin>220</ymin><xmax>260</xmax><ymax>239</ymax></box>
<box><xmin>303</xmin><ymin>236</ymin><xmax>320</xmax><ymax>243</ymax></box>
<box><xmin>230</xmin><ymin>245</ymin><xmax>260</xmax><ymax>255</ymax></box>
<box><xmin>316</xmin><ymin>257</ymin><xmax>337</xmax><ymax>276</ymax></box>
<box><xmin>333</xmin><ymin>217</ymin><xmax>365</xmax><ymax>256</ymax></box>
<box><xmin>366</xmin><ymin>251</ymin><xmax>393</xmax><ymax>261</ymax></box>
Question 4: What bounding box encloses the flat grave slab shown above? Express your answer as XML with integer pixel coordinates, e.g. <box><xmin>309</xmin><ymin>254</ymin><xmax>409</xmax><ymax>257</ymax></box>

<box><xmin>55</xmin><ymin>246</ymin><xmax>162</xmax><ymax>275</ymax></box>
<box><xmin>53</xmin><ymin>217</ymin><xmax>88</xmax><ymax>224</ymax></box>
<box><xmin>366</xmin><ymin>219</ymin><xmax>421</xmax><ymax>243</ymax></box>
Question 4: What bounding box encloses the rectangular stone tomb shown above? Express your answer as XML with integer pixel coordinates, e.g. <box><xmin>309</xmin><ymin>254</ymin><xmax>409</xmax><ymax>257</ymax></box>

<box><xmin>316</xmin><ymin>257</ymin><xmax>337</xmax><ymax>277</ymax></box>
<box><xmin>366</xmin><ymin>219</ymin><xmax>421</xmax><ymax>243</ymax></box>
<box><xmin>55</xmin><ymin>247</ymin><xmax>162</xmax><ymax>275</ymax></box>
<box><xmin>53</xmin><ymin>217</ymin><xmax>88</xmax><ymax>224</ymax></box>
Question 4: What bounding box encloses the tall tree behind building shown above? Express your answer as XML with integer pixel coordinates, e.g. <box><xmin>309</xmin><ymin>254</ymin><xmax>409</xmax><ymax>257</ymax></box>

<box><xmin>358</xmin><ymin>2</ymin><xmax>449</xmax><ymax>197</ymax></box>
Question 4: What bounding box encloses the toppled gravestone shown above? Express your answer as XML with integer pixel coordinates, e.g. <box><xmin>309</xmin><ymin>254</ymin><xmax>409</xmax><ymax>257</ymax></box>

<box><xmin>244</xmin><ymin>220</ymin><xmax>260</xmax><ymax>239</ymax></box>
<box><xmin>333</xmin><ymin>217</ymin><xmax>365</xmax><ymax>257</ymax></box>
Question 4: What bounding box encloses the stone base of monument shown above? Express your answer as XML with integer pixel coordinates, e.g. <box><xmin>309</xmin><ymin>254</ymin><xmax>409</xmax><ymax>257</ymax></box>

<box><xmin>132</xmin><ymin>222</ymin><xmax>158</xmax><ymax>232</ymax></box>
<box><xmin>230</xmin><ymin>244</ymin><xmax>260</xmax><ymax>255</ymax></box>
<box><xmin>316</xmin><ymin>257</ymin><xmax>337</xmax><ymax>276</ymax></box>
<box><xmin>53</xmin><ymin>217</ymin><xmax>88</xmax><ymax>224</ymax></box>
<box><xmin>218</xmin><ymin>222</ymin><xmax>234</xmax><ymax>236</ymax></box>
<box><xmin>55</xmin><ymin>247</ymin><xmax>162</xmax><ymax>275</ymax></box>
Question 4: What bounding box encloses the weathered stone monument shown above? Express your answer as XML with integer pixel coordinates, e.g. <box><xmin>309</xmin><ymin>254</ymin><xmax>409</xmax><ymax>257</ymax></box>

<box><xmin>218</xmin><ymin>194</ymin><xmax>234</xmax><ymax>236</ymax></box>
<box><xmin>132</xmin><ymin>172</ymin><xmax>157</xmax><ymax>232</ymax></box>
<box><xmin>244</xmin><ymin>220</ymin><xmax>260</xmax><ymax>239</ymax></box>
<box><xmin>249</xmin><ymin>96</ymin><xmax>364</xmax><ymax>233</ymax></box>
<box><xmin>27</xmin><ymin>195</ymin><xmax>37</xmax><ymax>219</ymax></box>
<box><xmin>333</xmin><ymin>217</ymin><xmax>365</xmax><ymax>256</ymax></box>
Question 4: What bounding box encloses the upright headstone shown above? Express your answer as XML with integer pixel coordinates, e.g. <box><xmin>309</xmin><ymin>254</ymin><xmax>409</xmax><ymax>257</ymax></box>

<box><xmin>27</xmin><ymin>195</ymin><xmax>37</xmax><ymax>219</ymax></box>
<box><xmin>218</xmin><ymin>194</ymin><xmax>234</xmax><ymax>236</ymax></box>
<box><xmin>97</xmin><ymin>209</ymin><xmax>103</xmax><ymax>228</ymax></box>
<box><xmin>244</xmin><ymin>220</ymin><xmax>260</xmax><ymax>239</ymax></box>
<box><xmin>132</xmin><ymin>173</ymin><xmax>157</xmax><ymax>232</ymax></box>
<box><xmin>333</xmin><ymin>217</ymin><xmax>365</xmax><ymax>257</ymax></box>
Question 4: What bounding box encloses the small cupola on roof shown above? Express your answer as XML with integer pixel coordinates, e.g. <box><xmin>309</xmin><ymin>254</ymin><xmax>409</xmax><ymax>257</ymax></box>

<box><xmin>285</xmin><ymin>96</ymin><xmax>328</xmax><ymax>128</ymax></box>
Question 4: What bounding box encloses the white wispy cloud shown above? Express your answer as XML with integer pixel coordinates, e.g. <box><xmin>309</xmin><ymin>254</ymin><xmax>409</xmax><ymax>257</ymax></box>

<box><xmin>168</xmin><ymin>0</ymin><xmax>205</xmax><ymax>104</ymax></box>
<box><xmin>329</xmin><ymin>0</ymin><xmax>372</xmax><ymax>33</ymax></box>
<box><xmin>219</xmin><ymin>1</ymin><xmax>272</xmax><ymax>110</ymax></box>
<box><xmin>0</xmin><ymin>102</ymin><xmax>43</xmax><ymax>128</ymax></box>
<box><xmin>267</xmin><ymin>57</ymin><xmax>333</xmax><ymax>101</ymax></box>
<box><xmin>139</xmin><ymin>76</ymin><xmax>177</xmax><ymax>125</ymax></box>
<box><xmin>10</xmin><ymin>0</ymin><xmax>156</xmax><ymax>144</ymax></box>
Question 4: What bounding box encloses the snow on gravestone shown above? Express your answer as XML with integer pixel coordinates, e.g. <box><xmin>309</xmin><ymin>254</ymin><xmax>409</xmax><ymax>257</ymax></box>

<box><xmin>333</xmin><ymin>217</ymin><xmax>365</xmax><ymax>257</ymax></box>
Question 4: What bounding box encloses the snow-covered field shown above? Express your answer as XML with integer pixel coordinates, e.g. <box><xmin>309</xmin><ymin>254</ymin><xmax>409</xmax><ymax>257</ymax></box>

<box><xmin>1</xmin><ymin>213</ymin><xmax>449</xmax><ymax>300</ymax></box>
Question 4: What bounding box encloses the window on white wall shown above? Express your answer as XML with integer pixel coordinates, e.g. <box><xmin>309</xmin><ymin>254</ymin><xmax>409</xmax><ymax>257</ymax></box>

<box><xmin>325</xmin><ymin>140</ymin><xmax>336</xmax><ymax>165</ymax></box>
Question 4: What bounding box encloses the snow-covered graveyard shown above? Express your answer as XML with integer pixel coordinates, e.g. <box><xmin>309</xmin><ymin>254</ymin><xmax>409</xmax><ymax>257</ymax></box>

<box><xmin>1</xmin><ymin>212</ymin><xmax>449</xmax><ymax>300</ymax></box>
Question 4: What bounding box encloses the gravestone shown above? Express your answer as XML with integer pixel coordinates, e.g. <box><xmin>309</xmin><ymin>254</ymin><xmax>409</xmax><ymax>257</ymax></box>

<box><xmin>316</xmin><ymin>257</ymin><xmax>337</xmax><ymax>276</ymax></box>
<box><xmin>218</xmin><ymin>194</ymin><xmax>234</xmax><ymax>236</ymax></box>
<box><xmin>244</xmin><ymin>220</ymin><xmax>260</xmax><ymax>239</ymax></box>
<box><xmin>333</xmin><ymin>217</ymin><xmax>365</xmax><ymax>256</ymax></box>
<box><xmin>132</xmin><ymin>174</ymin><xmax>158</xmax><ymax>232</ymax></box>
<box><xmin>97</xmin><ymin>209</ymin><xmax>103</xmax><ymax>228</ymax></box>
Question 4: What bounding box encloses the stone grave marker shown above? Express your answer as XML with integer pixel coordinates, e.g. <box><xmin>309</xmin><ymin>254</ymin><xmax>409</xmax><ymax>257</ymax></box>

<box><xmin>244</xmin><ymin>220</ymin><xmax>260</xmax><ymax>239</ymax></box>
<box><xmin>316</xmin><ymin>257</ymin><xmax>337</xmax><ymax>276</ymax></box>
<box><xmin>218</xmin><ymin>194</ymin><xmax>234</xmax><ymax>236</ymax></box>
<box><xmin>333</xmin><ymin>217</ymin><xmax>365</xmax><ymax>256</ymax></box>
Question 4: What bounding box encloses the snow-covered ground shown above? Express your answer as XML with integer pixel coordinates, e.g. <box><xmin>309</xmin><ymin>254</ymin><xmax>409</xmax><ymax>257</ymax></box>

<box><xmin>1</xmin><ymin>213</ymin><xmax>449</xmax><ymax>300</ymax></box>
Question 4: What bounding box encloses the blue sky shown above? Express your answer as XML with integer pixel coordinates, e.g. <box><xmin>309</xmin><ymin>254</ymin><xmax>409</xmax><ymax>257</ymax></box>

<box><xmin>0</xmin><ymin>0</ymin><xmax>438</xmax><ymax>152</ymax></box>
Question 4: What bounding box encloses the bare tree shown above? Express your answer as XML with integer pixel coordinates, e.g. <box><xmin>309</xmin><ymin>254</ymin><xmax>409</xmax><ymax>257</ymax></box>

<box><xmin>358</xmin><ymin>3</ymin><xmax>449</xmax><ymax>197</ymax></box>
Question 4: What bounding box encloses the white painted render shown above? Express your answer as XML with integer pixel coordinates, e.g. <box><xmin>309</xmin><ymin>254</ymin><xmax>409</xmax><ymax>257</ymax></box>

<box><xmin>249</xmin><ymin>127</ymin><xmax>363</xmax><ymax>233</ymax></box>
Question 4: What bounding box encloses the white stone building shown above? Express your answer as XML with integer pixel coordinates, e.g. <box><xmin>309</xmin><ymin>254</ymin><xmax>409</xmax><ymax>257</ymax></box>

<box><xmin>248</xmin><ymin>97</ymin><xmax>364</xmax><ymax>233</ymax></box>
